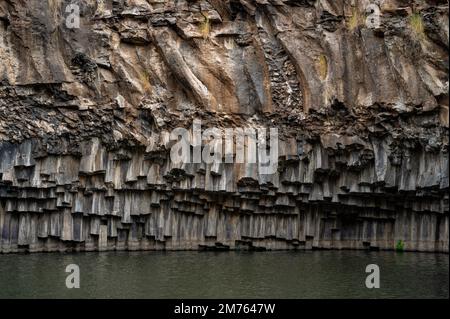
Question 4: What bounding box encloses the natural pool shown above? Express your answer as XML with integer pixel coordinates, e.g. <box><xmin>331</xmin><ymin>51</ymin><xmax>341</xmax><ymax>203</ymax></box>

<box><xmin>0</xmin><ymin>250</ymin><xmax>448</xmax><ymax>299</ymax></box>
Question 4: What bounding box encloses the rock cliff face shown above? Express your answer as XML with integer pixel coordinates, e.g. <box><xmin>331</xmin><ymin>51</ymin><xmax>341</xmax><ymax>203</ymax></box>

<box><xmin>0</xmin><ymin>0</ymin><xmax>448</xmax><ymax>253</ymax></box>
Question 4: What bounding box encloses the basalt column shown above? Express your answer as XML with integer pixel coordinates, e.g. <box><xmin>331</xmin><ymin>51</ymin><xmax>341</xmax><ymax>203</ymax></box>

<box><xmin>0</xmin><ymin>0</ymin><xmax>448</xmax><ymax>253</ymax></box>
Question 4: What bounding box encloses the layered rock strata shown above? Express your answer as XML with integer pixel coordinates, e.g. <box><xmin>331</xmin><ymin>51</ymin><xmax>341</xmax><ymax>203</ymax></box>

<box><xmin>0</xmin><ymin>0</ymin><xmax>448</xmax><ymax>253</ymax></box>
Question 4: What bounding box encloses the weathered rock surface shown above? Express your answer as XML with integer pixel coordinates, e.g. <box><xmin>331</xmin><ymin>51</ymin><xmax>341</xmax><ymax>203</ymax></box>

<box><xmin>0</xmin><ymin>0</ymin><xmax>448</xmax><ymax>253</ymax></box>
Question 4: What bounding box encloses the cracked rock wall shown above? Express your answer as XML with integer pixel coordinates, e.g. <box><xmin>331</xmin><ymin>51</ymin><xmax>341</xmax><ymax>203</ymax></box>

<box><xmin>0</xmin><ymin>0</ymin><xmax>448</xmax><ymax>253</ymax></box>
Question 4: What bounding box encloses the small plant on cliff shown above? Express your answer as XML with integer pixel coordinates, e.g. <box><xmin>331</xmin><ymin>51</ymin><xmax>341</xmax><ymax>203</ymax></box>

<box><xmin>199</xmin><ymin>14</ymin><xmax>211</xmax><ymax>40</ymax></box>
<box><xmin>138</xmin><ymin>69</ymin><xmax>152</xmax><ymax>94</ymax></box>
<box><xmin>395</xmin><ymin>240</ymin><xmax>405</xmax><ymax>252</ymax></box>
<box><xmin>347</xmin><ymin>7</ymin><xmax>364</xmax><ymax>31</ymax></box>
<box><xmin>316</xmin><ymin>54</ymin><xmax>328</xmax><ymax>80</ymax></box>
<box><xmin>409</xmin><ymin>12</ymin><xmax>425</xmax><ymax>39</ymax></box>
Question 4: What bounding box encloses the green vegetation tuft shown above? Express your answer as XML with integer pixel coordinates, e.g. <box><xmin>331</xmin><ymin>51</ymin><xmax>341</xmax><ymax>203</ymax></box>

<box><xmin>139</xmin><ymin>69</ymin><xmax>152</xmax><ymax>93</ymax></box>
<box><xmin>395</xmin><ymin>240</ymin><xmax>405</xmax><ymax>252</ymax></box>
<box><xmin>317</xmin><ymin>54</ymin><xmax>328</xmax><ymax>80</ymax></box>
<box><xmin>347</xmin><ymin>7</ymin><xmax>364</xmax><ymax>31</ymax></box>
<box><xmin>409</xmin><ymin>12</ymin><xmax>425</xmax><ymax>39</ymax></box>
<box><xmin>199</xmin><ymin>14</ymin><xmax>211</xmax><ymax>40</ymax></box>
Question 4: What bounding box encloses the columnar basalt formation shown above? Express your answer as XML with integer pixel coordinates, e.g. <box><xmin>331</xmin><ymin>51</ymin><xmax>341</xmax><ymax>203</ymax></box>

<box><xmin>0</xmin><ymin>0</ymin><xmax>448</xmax><ymax>253</ymax></box>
